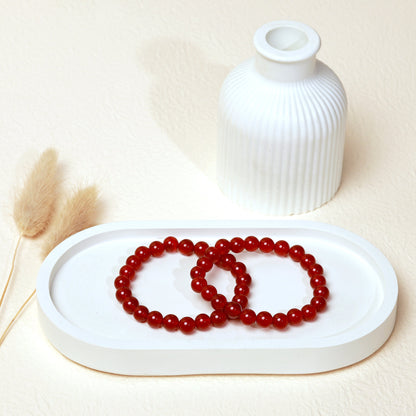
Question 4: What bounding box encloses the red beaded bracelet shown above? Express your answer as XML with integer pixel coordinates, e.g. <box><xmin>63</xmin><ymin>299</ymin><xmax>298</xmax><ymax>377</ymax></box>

<box><xmin>194</xmin><ymin>236</ymin><xmax>329</xmax><ymax>330</ymax></box>
<box><xmin>114</xmin><ymin>237</ymin><xmax>252</xmax><ymax>334</ymax></box>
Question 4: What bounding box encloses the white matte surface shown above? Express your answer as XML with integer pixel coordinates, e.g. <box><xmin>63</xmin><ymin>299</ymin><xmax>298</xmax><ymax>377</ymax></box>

<box><xmin>0</xmin><ymin>1</ymin><xmax>415</xmax><ymax>414</ymax></box>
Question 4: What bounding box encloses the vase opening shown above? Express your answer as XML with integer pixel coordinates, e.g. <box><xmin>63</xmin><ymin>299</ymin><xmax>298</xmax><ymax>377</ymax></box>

<box><xmin>265</xmin><ymin>27</ymin><xmax>308</xmax><ymax>52</ymax></box>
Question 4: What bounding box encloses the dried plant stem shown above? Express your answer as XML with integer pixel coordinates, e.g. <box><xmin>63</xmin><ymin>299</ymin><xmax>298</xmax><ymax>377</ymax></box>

<box><xmin>0</xmin><ymin>289</ymin><xmax>36</xmax><ymax>348</ymax></box>
<box><xmin>0</xmin><ymin>234</ymin><xmax>23</xmax><ymax>311</ymax></box>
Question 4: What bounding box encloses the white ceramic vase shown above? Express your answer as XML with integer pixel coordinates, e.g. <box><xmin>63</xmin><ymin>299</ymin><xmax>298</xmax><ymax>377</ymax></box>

<box><xmin>217</xmin><ymin>21</ymin><xmax>347</xmax><ymax>215</ymax></box>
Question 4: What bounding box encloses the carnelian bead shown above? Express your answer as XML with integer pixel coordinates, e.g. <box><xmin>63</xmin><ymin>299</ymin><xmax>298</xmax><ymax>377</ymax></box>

<box><xmin>230</xmin><ymin>237</ymin><xmax>245</xmax><ymax>253</ymax></box>
<box><xmin>211</xmin><ymin>294</ymin><xmax>227</xmax><ymax>310</ymax></box>
<box><xmin>194</xmin><ymin>241</ymin><xmax>209</xmax><ymax>257</ymax></box>
<box><xmin>310</xmin><ymin>275</ymin><xmax>326</xmax><ymax>289</ymax></box>
<box><xmin>204</xmin><ymin>247</ymin><xmax>220</xmax><ymax>262</ymax></box>
<box><xmin>191</xmin><ymin>277</ymin><xmax>207</xmax><ymax>293</ymax></box>
<box><xmin>122</xmin><ymin>297</ymin><xmax>139</xmax><ymax>314</ymax></box>
<box><xmin>218</xmin><ymin>253</ymin><xmax>236</xmax><ymax>271</ymax></box>
<box><xmin>257</xmin><ymin>311</ymin><xmax>273</xmax><ymax>327</ymax></box>
<box><xmin>135</xmin><ymin>246</ymin><xmax>151</xmax><ymax>262</ymax></box>
<box><xmin>274</xmin><ymin>240</ymin><xmax>290</xmax><ymax>257</ymax></box>
<box><xmin>240</xmin><ymin>309</ymin><xmax>256</xmax><ymax>325</ymax></box>
<box><xmin>244</xmin><ymin>236</ymin><xmax>259</xmax><ymax>252</ymax></box>
<box><xmin>163</xmin><ymin>236</ymin><xmax>178</xmax><ymax>253</ymax></box>
<box><xmin>133</xmin><ymin>305</ymin><xmax>149</xmax><ymax>323</ymax></box>
<box><xmin>236</xmin><ymin>273</ymin><xmax>252</xmax><ymax>286</ymax></box>
<box><xmin>314</xmin><ymin>286</ymin><xmax>329</xmax><ymax>299</ymax></box>
<box><xmin>114</xmin><ymin>275</ymin><xmax>130</xmax><ymax>289</ymax></box>
<box><xmin>190</xmin><ymin>266</ymin><xmax>206</xmax><ymax>279</ymax></box>
<box><xmin>197</xmin><ymin>257</ymin><xmax>213</xmax><ymax>272</ymax></box>
<box><xmin>308</xmin><ymin>263</ymin><xmax>324</xmax><ymax>277</ymax></box>
<box><xmin>287</xmin><ymin>308</ymin><xmax>303</xmax><ymax>325</ymax></box>
<box><xmin>232</xmin><ymin>294</ymin><xmax>248</xmax><ymax>309</ymax></box>
<box><xmin>119</xmin><ymin>265</ymin><xmax>135</xmax><ymax>279</ymax></box>
<box><xmin>201</xmin><ymin>285</ymin><xmax>217</xmax><ymax>301</ymax></box>
<box><xmin>215</xmin><ymin>238</ymin><xmax>230</xmax><ymax>255</ymax></box>
<box><xmin>147</xmin><ymin>311</ymin><xmax>163</xmax><ymax>328</ymax></box>
<box><xmin>272</xmin><ymin>313</ymin><xmax>288</xmax><ymax>329</ymax></box>
<box><xmin>179</xmin><ymin>317</ymin><xmax>196</xmax><ymax>334</ymax></box>
<box><xmin>195</xmin><ymin>313</ymin><xmax>211</xmax><ymax>330</ymax></box>
<box><xmin>163</xmin><ymin>314</ymin><xmax>179</xmax><ymax>331</ymax></box>
<box><xmin>289</xmin><ymin>245</ymin><xmax>305</xmax><ymax>262</ymax></box>
<box><xmin>224</xmin><ymin>302</ymin><xmax>242</xmax><ymax>319</ymax></box>
<box><xmin>178</xmin><ymin>239</ymin><xmax>194</xmax><ymax>256</ymax></box>
<box><xmin>311</xmin><ymin>296</ymin><xmax>327</xmax><ymax>312</ymax></box>
<box><xmin>149</xmin><ymin>241</ymin><xmax>164</xmax><ymax>257</ymax></box>
<box><xmin>116</xmin><ymin>287</ymin><xmax>132</xmax><ymax>302</ymax></box>
<box><xmin>210</xmin><ymin>310</ymin><xmax>227</xmax><ymax>327</ymax></box>
<box><xmin>300</xmin><ymin>254</ymin><xmax>316</xmax><ymax>270</ymax></box>
<box><xmin>126</xmin><ymin>255</ymin><xmax>141</xmax><ymax>271</ymax></box>
<box><xmin>234</xmin><ymin>284</ymin><xmax>249</xmax><ymax>296</ymax></box>
<box><xmin>231</xmin><ymin>262</ymin><xmax>247</xmax><ymax>278</ymax></box>
<box><xmin>301</xmin><ymin>304</ymin><xmax>317</xmax><ymax>321</ymax></box>
<box><xmin>259</xmin><ymin>237</ymin><xmax>275</xmax><ymax>253</ymax></box>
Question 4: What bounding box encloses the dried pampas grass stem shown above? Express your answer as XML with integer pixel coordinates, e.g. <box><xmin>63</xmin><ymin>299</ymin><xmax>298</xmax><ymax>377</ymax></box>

<box><xmin>0</xmin><ymin>184</ymin><xmax>100</xmax><ymax>348</ymax></box>
<box><xmin>0</xmin><ymin>149</ymin><xmax>60</xmax><ymax>312</ymax></box>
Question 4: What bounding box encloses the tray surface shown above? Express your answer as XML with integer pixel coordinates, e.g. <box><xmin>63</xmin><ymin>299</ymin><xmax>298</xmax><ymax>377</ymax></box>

<box><xmin>36</xmin><ymin>220</ymin><xmax>398</xmax><ymax>375</ymax></box>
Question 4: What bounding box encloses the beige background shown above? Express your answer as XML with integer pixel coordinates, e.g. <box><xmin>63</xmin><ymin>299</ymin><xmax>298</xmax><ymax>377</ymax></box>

<box><xmin>0</xmin><ymin>0</ymin><xmax>415</xmax><ymax>414</ymax></box>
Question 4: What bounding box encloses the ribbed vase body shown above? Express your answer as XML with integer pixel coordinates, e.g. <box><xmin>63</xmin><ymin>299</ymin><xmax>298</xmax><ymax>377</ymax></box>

<box><xmin>217</xmin><ymin>22</ymin><xmax>347</xmax><ymax>215</ymax></box>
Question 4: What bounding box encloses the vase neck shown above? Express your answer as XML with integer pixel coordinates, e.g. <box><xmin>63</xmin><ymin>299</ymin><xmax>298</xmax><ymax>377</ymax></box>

<box><xmin>253</xmin><ymin>20</ymin><xmax>321</xmax><ymax>82</ymax></box>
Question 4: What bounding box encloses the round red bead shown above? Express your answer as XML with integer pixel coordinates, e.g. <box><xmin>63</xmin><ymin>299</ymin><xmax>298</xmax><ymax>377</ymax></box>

<box><xmin>116</xmin><ymin>287</ymin><xmax>132</xmax><ymax>302</ymax></box>
<box><xmin>272</xmin><ymin>313</ymin><xmax>288</xmax><ymax>329</ymax></box>
<box><xmin>197</xmin><ymin>257</ymin><xmax>213</xmax><ymax>272</ymax></box>
<box><xmin>240</xmin><ymin>309</ymin><xmax>257</xmax><ymax>325</ymax></box>
<box><xmin>194</xmin><ymin>241</ymin><xmax>209</xmax><ymax>257</ymax></box>
<box><xmin>301</xmin><ymin>304</ymin><xmax>317</xmax><ymax>321</ymax></box>
<box><xmin>119</xmin><ymin>265</ymin><xmax>135</xmax><ymax>279</ymax></box>
<box><xmin>231</xmin><ymin>262</ymin><xmax>247</xmax><ymax>278</ymax></box>
<box><xmin>163</xmin><ymin>314</ymin><xmax>179</xmax><ymax>331</ymax></box>
<box><xmin>300</xmin><ymin>254</ymin><xmax>316</xmax><ymax>270</ymax></box>
<box><xmin>308</xmin><ymin>263</ymin><xmax>324</xmax><ymax>277</ymax></box>
<box><xmin>179</xmin><ymin>317</ymin><xmax>196</xmax><ymax>334</ymax></box>
<box><xmin>149</xmin><ymin>240</ymin><xmax>164</xmax><ymax>257</ymax></box>
<box><xmin>311</xmin><ymin>296</ymin><xmax>327</xmax><ymax>312</ymax></box>
<box><xmin>201</xmin><ymin>285</ymin><xmax>217</xmax><ymax>301</ymax></box>
<box><xmin>236</xmin><ymin>273</ymin><xmax>252</xmax><ymax>286</ymax></box>
<box><xmin>234</xmin><ymin>284</ymin><xmax>249</xmax><ymax>296</ymax></box>
<box><xmin>289</xmin><ymin>245</ymin><xmax>305</xmax><ymax>262</ymax></box>
<box><xmin>190</xmin><ymin>266</ymin><xmax>206</xmax><ymax>279</ymax></box>
<box><xmin>190</xmin><ymin>277</ymin><xmax>207</xmax><ymax>293</ymax></box>
<box><xmin>287</xmin><ymin>308</ymin><xmax>303</xmax><ymax>325</ymax></box>
<box><xmin>232</xmin><ymin>294</ymin><xmax>248</xmax><ymax>309</ymax></box>
<box><xmin>224</xmin><ymin>302</ymin><xmax>242</xmax><ymax>319</ymax></box>
<box><xmin>215</xmin><ymin>238</ymin><xmax>230</xmax><ymax>255</ymax></box>
<box><xmin>211</xmin><ymin>294</ymin><xmax>227</xmax><ymax>310</ymax></box>
<box><xmin>310</xmin><ymin>275</ymin><xmax>326</xmax><ymax>288</ymax></box>
<box><xmin>313</xmin><ymin>286</ymin><xmax>330</xmax><ymax>299</ymax></box>
<box><xmin>133</xmin><ymin>305</ymin><xmax>149</xmax><ymax>323</ymax></box>
<box><xmin>204</xmin><ymin>247</ymin><xmax>220</xmax><ymax>262</ymax></box>
<box><xmin>259</xmin><ymin>237</ymin><xmax>275</xmax><ymax>253</ymax></box>
<box><xmin>114</xmin><ymin>275</ymin><xmax>130</xmax><ymax>289</ymax></box>
<box><xmin>178</xmin><ymin>239</ymin><xmax>194</xmax><ymax>256</ymax></box>
<box><xmin>135</xmin><ymin>246</ymin><xmax>151</xmax><ymax>262</ymax></box>
<box><xmin>274</xmin><ymin>240</ymin><xmax>290</xmax><ymax>257</ymax></box>
<box><xmin>195</xmin><ymin>313</ymin><xmax>211</xmax><ymax>330</ymax></box>
<box><xmin>257</xmin><ymin>311</ymin><xmax>273</xmax><ymax>327</ymax></box>
<box><xmin>126</xmin><ymin>255</ymin><xmax>141</xmax><ymax>271</ymax></box>
<box><xmin>122</xmin><ymin>297</ymin><xmax>139</xmax><ymax>314</ymax></box>
<box><xmin>210</xmin><ymin>310</ymin><xmax>227</xmax><ymax>327</ymax></box>
<box><xmin>245</xmin><ymin>236</ymin><xmax>259</xmax><ymax>252</ymax></box>
<box><xmin>230</xmin><ymin>237</ymin><xmax>245</xmax><ymax>253</ymax></box>
<box><xmin>163</xmin><ymin>236</ymin><xmax>178</xmax><ymax>253</ymax></box>
<box><xmin>218</xmin><ymin>253</ymin><xmax>236</xmax><ymax>271</ymax></box>
<box><xmin>147</xmin><ymin>311</ymin><xmax>163</xmax><ymax>328</ymax></box>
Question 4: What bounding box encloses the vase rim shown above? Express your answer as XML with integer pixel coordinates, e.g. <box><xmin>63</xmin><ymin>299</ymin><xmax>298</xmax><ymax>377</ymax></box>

<box><xmin>254</xmin><ymin>20</ymin><xmax>321</xmax><ymax>63</ymax></box>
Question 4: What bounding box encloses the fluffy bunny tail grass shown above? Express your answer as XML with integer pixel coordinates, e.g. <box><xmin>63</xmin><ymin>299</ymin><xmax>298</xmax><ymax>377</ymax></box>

<box><xmin>42</xmin><ymin>185</ymin><xmax>99</xmax><ymax>258</ymax></box>
<box><xmin>13</xmin><ymin>148</ymin><xmax>60</xmax><ymax>238</ymax></box>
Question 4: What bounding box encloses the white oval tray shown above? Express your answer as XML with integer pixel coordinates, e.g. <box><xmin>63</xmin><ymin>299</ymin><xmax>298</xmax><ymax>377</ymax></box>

<box><xmin>36</xmin><ymin>220</ymin><xmax>398</xmax><ymax>375</ymax></box>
